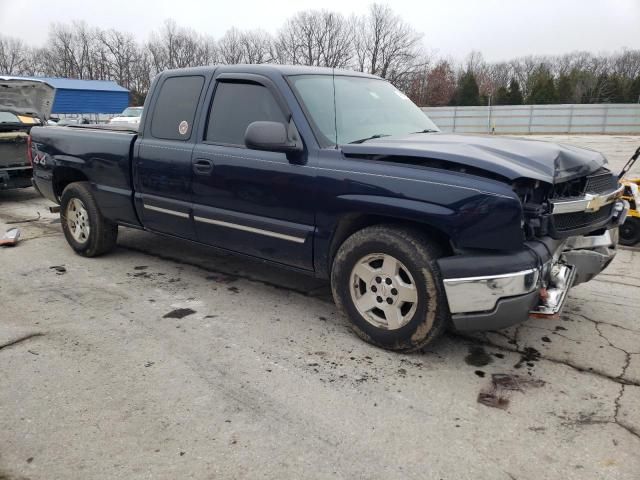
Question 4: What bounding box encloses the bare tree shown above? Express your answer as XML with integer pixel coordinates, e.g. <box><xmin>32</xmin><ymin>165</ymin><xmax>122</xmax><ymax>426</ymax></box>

<box><xmin>147</xmin><ymin>20</ymin><xmax>213</xmax><ymax>73</ymax></box>
<box><xmin>218</xmin><ymin>28</ymin><xmax>244</xmax><ymax>64</ymax></box>
<box><xmin>276</xmin><ymin>10</ymin><xmax>353</xmax><ymax>67</ymax></box>
<box><xmin>353</xmin><ymin>4</ymin><xmax>425</xmax><ymax>84</ymax></box>
<box><xmin>99</xmin><ymin>29</ymin><xmax>139</xmax><ymax>88</ymax></box>
<box><xmin>0</xmin><ymin>36</ymin><xmax>29</xmax><ymax>74</ymax></box>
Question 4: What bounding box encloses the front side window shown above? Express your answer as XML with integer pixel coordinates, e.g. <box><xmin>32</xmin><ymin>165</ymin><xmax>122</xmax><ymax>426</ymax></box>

<box><xmin>288</xmin><ymin>75</ymin><xmax>439</xmax><ymax>147</ymax></box>
<box><xmin>150</xmin><ymin>75</ymin><xmax>204</xmax><ymax>141</ymax></box>
<box><xmin>206</xmin><ymin>82</ymin><xmax>286</xmax><ymax>146</ymax></box>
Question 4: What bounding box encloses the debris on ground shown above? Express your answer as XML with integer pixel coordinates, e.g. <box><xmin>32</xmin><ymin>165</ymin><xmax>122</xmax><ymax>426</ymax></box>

<box><xmin>5</xmin><ymin>212</ymin><xmax>40</xmax><ymax>224</ymax></box>
<box><xmin>49</xmin><ymin>265</ymin><xmax>66</xmax><ymax>275</ymax></box>
<box><xmin>0</xmin><ymin>228</ymin><xmax>20</xmax><ymax>246</ymax></box>
<box><xmin>163</xmin><ymin>308</ymin><xmax>196</xmax><ymax>319</ymax></box>
<box><xmin>478</xmin><ymin>373</ymin><xmax>546</xmax><ymax>410</ymax></box>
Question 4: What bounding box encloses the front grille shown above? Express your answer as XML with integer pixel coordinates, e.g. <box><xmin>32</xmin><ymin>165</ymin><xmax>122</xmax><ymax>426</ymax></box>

<box><xmin>584</xmin><ymin>168</ymin><xmax>618</xmax><ymax>194</ymax></box>
<box><xmin>551</xmin><ymin>167</ymin><xmax>618</xmax><ymax>199</ymax></box>
<box><xmin>552</xmin><ymin>203</ymin><xmax>614</xmax><ymax>232</ymax></box>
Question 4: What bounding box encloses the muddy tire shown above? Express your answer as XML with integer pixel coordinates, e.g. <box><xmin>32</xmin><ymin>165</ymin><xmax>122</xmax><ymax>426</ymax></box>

<box><xmin>619</xmin><ymin>218</ymin><xmax>640</xmax><ymax>246</ymax></box>
<box><xmin>331</xmin><ymin>225</ymin><xmax>449</xmax><ymax>352</ymax></box>
<box><xmin>60</xmin><ymin>182</ymin><xmax>118</xmax><ymax>257</ymax></box>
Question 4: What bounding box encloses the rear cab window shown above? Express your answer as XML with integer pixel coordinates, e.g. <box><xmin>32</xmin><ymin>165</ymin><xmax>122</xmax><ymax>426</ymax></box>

<box><xmin>150</xmin><ymin>76</ymin><xmax>205</xmax><ymax>141</ymax></box>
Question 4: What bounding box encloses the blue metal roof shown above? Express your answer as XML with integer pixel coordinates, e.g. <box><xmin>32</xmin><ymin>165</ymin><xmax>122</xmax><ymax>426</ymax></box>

<box><xmin>8</xmin><ymin>76</ymin><xmax>130</xmax><ymax>114</ymax></box>
<box><xmin>22</xmin><ymin>77</ymin><xmax>129</xmax><ymax>93</ymax></box>
<box><xmin>51</xmin><ymin>89</ymin><xmax>129</xmax><ymax>114</ymax></box>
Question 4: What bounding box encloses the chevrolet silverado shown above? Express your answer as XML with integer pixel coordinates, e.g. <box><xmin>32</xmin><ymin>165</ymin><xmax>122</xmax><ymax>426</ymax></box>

<box><xmin>29</xmin><ymin>65</ymin><xmax>629</xmax><ymax>351</ymax></box>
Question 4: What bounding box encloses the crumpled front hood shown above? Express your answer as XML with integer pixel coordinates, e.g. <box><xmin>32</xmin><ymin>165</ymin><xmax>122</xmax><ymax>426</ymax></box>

<box><xmin>0</xmin><ymin>77</ymin><xmax>55</xmax><ymax>121</ymax></box>
<box><xmin>340</xmin><ymin>133</ymin><xmax>606</xmax><ymax>184</ymax></box>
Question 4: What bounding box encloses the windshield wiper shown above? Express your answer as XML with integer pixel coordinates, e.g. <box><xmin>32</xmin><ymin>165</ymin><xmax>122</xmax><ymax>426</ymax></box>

<box><xmin>409</xmin><ymin>129</ymin><xmax>439</xmax><ymax>134</ymax></box>
<box><xmin>349</xmin><ymin>133</ymin><xmax>391</xmax><ymax>144</ymax></box>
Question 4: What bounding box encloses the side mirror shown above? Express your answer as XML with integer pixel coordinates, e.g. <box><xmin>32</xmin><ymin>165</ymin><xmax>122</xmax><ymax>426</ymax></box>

<box><xmin>244</xmin><ymin>121</ymin><xmax>303</xmax><ymax>154</ymax></box>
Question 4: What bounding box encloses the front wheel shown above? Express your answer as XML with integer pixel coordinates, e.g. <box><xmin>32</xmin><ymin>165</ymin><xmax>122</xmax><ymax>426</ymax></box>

<box><xmin>60</xmin><ymin>182</ymin><xmax>118</xmax><ymax>257</ymax></box>
<box><xmin>331</xmin><ymin>225</ymin><xmax>449</xmax><ymax>352</ymax></box>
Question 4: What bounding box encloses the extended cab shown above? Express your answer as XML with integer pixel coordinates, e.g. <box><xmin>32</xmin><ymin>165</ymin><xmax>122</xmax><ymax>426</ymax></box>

<box><xmin>29</xmin><ymin>65</ymin><xmax>629</xmax><ymax>351</ymax></box>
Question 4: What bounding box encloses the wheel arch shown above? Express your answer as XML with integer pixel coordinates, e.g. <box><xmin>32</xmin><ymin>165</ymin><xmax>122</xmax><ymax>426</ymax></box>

<box><xmin>320</xmin><ymin>210</ymin><xmax>453</xmax><ymax>279</ymax></box>
<box><xmin>53</xmin><ymin>166</ymin><xmax>89</xmax><ymax>200</ymax></box>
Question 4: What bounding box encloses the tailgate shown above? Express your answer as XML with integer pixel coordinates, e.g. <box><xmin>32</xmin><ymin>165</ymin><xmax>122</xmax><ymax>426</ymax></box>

<box><xmin>0</xmin><ymin>131</ymin><xmax>29</xmax><ymax>169</ymax></box>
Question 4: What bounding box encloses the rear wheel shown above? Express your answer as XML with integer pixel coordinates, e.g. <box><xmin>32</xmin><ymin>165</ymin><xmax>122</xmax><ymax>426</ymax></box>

<box><xmin>619</xmin><ymin>217</ymin><xmax>640</xmax><ymax>246</ymax></box>
<box><xmin>331</xmin><ymin>225</ymin><xmax>449</xmax><ymax>352</ymax></box>
<box><xmin>60</xmin><ymin>182</ymin><xmax>118</xmax><ymax>257</ymax></box>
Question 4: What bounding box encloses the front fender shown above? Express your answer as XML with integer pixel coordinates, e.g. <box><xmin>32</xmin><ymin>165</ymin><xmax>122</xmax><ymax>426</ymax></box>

<box><xmin>328</xmin><ymin>192</ymin><xmax>523</xmax><ymax>250</ymax></box>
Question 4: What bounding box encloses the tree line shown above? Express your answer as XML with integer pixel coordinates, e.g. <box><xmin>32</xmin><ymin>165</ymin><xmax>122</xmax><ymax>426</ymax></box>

<box><xmin>0</xmin><ymin>4</ymin><xmax>639</xmax><ymax>107</ymax></box>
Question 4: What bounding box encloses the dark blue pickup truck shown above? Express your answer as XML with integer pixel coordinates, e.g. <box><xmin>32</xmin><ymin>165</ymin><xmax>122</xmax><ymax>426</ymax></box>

<box><xmin>29</xmin><ymin>65</ymin><xmax>628</xmax><ymax>351</ymax></box>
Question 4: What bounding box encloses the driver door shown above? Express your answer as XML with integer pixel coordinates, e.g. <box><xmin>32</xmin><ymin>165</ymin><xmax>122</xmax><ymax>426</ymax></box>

<box><xmin>190</xmin><ymin>75</ymin><xmax>315</xmax><ymax>270</ymax></box>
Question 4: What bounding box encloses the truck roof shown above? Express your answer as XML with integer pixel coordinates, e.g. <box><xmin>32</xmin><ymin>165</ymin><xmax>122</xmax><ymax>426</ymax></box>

<box><xmin>156</xmin><ymin>64</ymin><xmax>381</xmax><ymax>80</ymax></box>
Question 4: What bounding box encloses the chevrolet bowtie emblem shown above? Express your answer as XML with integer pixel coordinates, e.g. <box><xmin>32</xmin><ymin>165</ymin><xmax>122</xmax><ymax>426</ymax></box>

<box><xmin>584</xmin><ymin>187</ymin><xmax>624</xmax><ymax>212</ymax></box>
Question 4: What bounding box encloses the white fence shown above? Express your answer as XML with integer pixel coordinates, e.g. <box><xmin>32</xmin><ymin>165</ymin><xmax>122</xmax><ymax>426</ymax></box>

<box><xmin>422</xmin><ymin>104</ymin><xmax>640</xmax><ymax>135</ymax></box>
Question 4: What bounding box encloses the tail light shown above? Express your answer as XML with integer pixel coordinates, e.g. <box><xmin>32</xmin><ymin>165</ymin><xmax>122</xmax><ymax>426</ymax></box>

<box><xmin>27</xmin><ymin>135</ymin><xmax>33</xmax><ymax>166</ymax></box>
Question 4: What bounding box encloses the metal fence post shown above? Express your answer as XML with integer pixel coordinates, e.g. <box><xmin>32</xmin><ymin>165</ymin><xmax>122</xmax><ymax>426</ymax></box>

<box><xmin>452</xmin><ymin>106</ymin><xmax>457</xmax><ymax>133</ymax></box>
<box><xmin>602</xmin><ymin>104</ymin><xmax>609</xmax><ymax>134</ymax></box>
<box><xmin>568</xmin><ymin>104</ymin><xmax>575</xmax><ymax>134</ymax></box>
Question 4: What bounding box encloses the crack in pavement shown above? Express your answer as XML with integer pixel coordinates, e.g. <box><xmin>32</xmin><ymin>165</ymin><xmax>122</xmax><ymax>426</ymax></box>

<box><xmin>456</xmin><ymin>331</ymin><xmax>640</xmax><ymax>388</ymax></box>
<box><xmin>614</xmin><ymin>384</ymin><xmax>640</xmax><ymax>440</ymax></box>
<box><xmin>566</xmin><ymin>311</ymin><xmax>640</xmax><ymax>335</ymax></box>
<box><xmin>0</xmin><ymin>333</ymin><xmax>44</xmax><ymax>351</ymax></box>
<box><xmin>591</xmin><ymin>278</ymin><xmax>640</xmax><ymax>288</ymax></box>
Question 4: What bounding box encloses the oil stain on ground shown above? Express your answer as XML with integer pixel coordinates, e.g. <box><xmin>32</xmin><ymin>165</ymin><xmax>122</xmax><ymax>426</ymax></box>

<box><xmin>514</xmin><ymin>347</ymin><xmax>541</xmax><ymax>369</ymax></box>
<box><xmin>163</xmin><ymin>308</ymin><xmax>196</xmax><ymax>319</ymax></box>
<box><xmin>465</xmin><ymin>346</ymin><xmax>493</xmax><ymax>367</ymax></box>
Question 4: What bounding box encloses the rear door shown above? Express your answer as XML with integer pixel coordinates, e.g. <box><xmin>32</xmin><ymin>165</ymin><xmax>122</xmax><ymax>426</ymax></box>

<box><xmin>134</xmin><ymin>74</ymin><xmax>207</xmax><ymax>240</ymax></box>
<box><xmin>190</xmin><ymin>74</ymin><xmax>315</xmax><ymax>270</ymax></box>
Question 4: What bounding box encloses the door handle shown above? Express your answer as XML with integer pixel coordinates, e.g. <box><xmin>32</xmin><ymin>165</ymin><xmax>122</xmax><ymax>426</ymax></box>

<box><xmin>193</xmin><ymin>159</ymin><xmax>214</xmax><ymax>175</ymax></box>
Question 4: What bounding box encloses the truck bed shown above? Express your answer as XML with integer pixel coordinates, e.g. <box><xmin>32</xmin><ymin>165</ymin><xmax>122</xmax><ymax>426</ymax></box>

<box><xmin>30</xmin><ymin>125</ymin><xmax>140</xmax><ymax>226</ymax></box>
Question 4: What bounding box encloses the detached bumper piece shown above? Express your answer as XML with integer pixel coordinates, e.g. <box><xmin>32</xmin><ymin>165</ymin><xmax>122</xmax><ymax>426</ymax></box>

<box><xmin>529</xmin><ymin>264</ymin><xmax>576</xmax><ymax>318</ymax></box>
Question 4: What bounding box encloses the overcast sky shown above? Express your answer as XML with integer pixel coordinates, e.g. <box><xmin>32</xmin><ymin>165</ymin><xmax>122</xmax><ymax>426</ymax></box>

<box><xmin>1</xmin><ymin>0</ymin><xmax>638</xmax><ymax>62</ymax></box>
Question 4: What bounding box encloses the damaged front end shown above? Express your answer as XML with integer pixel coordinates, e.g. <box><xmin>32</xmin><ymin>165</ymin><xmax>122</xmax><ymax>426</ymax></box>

<box><xmin>514</xmin><ymin>166</ymin><xmax>627</xmax><ymax>317</ymax></box>
<box><xmin>440</xmin><ymin>165</ymin><xmax>628</xmax><ymax>332</ymax></box>
<box><xmin>530</xmin><ymin>227</ymin><xmax>620</xmax><ymax>319</ymax></box>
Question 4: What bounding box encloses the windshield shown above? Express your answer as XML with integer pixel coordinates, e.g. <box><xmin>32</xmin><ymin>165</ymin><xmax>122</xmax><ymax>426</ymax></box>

<box><xmin>0</xmin><ymin>111</ymin><xmax>20</xmax><ymax>124</ymax></box>
<box><xmin>121</xmin><ymin>107</ymin><xmax>142</xmax><ymax>117</ymax></box>
<box><xmin>288</xmin><ymin>75</ymin><xmax>439</xmax><ymax>146</ymax></box>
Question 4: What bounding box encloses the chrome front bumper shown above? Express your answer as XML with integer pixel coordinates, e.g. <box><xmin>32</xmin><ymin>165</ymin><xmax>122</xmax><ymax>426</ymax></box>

<box><xmin>444</xmin><ymin>228</ymin><xmax>619</xmax><ymax>315</ymax></box>
<box><xmin>443</xmin><ymin>269</ymin><xmax>540</xmax><ymax>314</ymax></box>
<box><xmin>442</xmin><ymin>200</ymin><xmax>627</xmax><ymax>332</ymax></box>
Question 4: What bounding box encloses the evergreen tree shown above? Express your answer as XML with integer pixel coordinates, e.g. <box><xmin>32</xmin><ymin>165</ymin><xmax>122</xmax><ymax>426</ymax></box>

<box><xmin>556</xmin><ymin>74</ymin><xmax>574</xmax><ymax>103</ymax></box>
<box><xmin>628</xmin><ymin>76</ymin><xmax>640</xmax><ymax>103</ymax></box>
<box><xmin>527</xmin><ymin>67</ymin><xmax>557</xmax><ymax>104</ymax></box>
<box><xmin>506</xmin><ymin>78</ymin><xmax>523</xmax><ymax>105</ymax></box>
<box><xmin>454</xmin><ymin>71</ymin><xmax>481</xmax><ymax>106</ymax></box>
<box><xmin>494</xmin><ymin>86</ymin><xmax>510</xmax><ymax>105</ymax></box>
<box><xmin>606</xmin><ymin>75</ymin><xmax>626</xmax><ymax>103</ymax></box>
